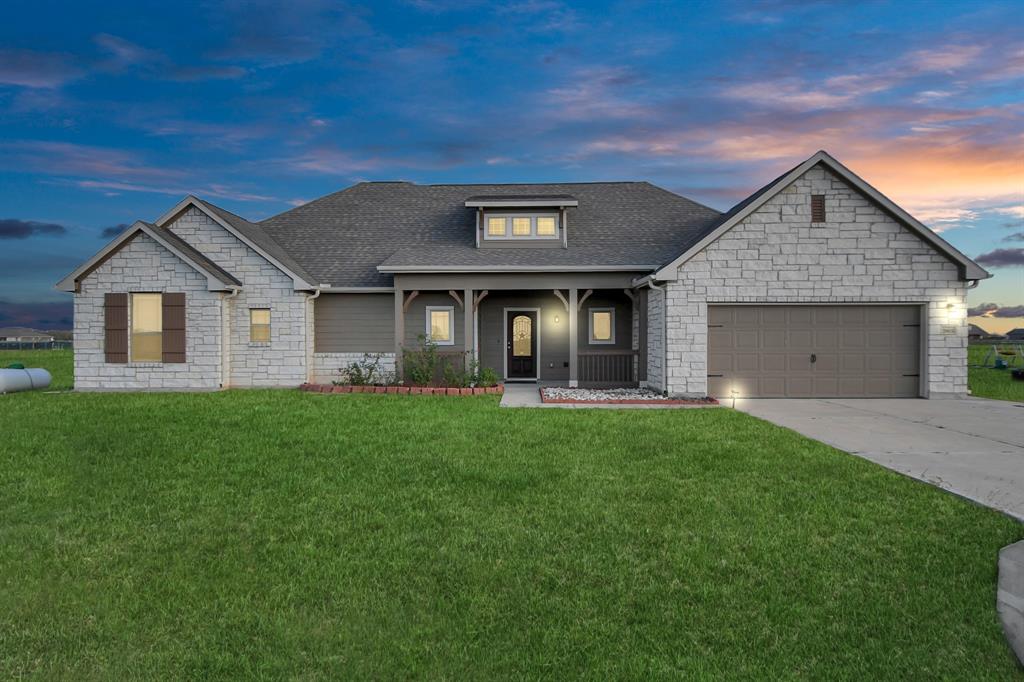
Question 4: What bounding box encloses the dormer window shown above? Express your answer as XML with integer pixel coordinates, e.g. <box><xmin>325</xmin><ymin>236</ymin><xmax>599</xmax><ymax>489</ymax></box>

<box><xmin>483</xmin><ymin>213</ymin><xmax>561</xmax><ymax>240</ymax></box>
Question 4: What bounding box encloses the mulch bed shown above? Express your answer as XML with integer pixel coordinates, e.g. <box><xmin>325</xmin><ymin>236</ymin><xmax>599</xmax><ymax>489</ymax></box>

<box><xmin>300</xmin><ymin>383</ymin><xmax>503</xmax><ymax>395</ymax></box>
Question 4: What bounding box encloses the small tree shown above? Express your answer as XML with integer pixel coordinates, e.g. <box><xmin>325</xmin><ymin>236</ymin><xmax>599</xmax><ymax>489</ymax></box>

<box><xmin>404</xmin><ymin>334</ymin><xmax>440</xmax><ymax>386</ymax></box>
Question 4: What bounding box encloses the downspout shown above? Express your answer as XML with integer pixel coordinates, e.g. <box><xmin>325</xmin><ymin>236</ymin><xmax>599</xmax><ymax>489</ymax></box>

<box><xmin>223</xmin><ymin>287</ymin><xmax>240</xmax><ymax>388</ymax></box>
<box><xmin>637</xmin><ymin>278</ymin><xmax>667</xmax><ymax>395</ymax></box>
<box><xmin>305</xmin><ymin>286</ymin><xmax>325</xmax><ymax>383</ymax></box>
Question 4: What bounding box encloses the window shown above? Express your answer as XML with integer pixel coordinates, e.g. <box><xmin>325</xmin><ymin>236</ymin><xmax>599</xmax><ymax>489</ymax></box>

<box><xmin>811</xmin><ymin>194</ymin><xmax>826</xmax><ymax>222</ymax></box>
<box><xmin>487</xmin><ymin>216</ymin><xmax>507</xmax><ymax>237</ymax></box>
<box><xmin>482</xmin><ymin>213</ymin><xmax>559</xmax><ymax>240</ymax></box>
<box><xmin>250</xmin><ymin>308</ymin><xmax>271</xmax><ymax>343</ymax></box>
<box><xmin>131</xmin><ymin>293</ymin><xmax>163</xmax><ymax>362</ymax></box>
<box><xmin>512</xmin><ymin>217</ymin><xmax>531</xmax><ymax>236</ymax></box>
<box><xmin>536</xmin><ymin>216</ymin><xmax>556</xmax><ymax>236</ymax></box>
<box><xmin>426</xmin><ymin>306</ymin><xmax>454</xmax><ymax>345</ymax></box>
<box><xmin>589</xmin><ymin>308</ymin><xmax>614</xmax><ymax>344</ymax></box>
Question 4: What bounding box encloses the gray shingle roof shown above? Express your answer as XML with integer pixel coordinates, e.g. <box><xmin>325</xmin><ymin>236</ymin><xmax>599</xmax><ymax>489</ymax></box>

<box><xmin>155</xmin><ymin>222</ymin><xmax>243</xmax><ymax>287</ymax></box>
<box><xmin>257</xmin><ymin>182</ymin><xmax>721</xmax><ymax>287</ymax></box>
<box><xmin>194</xmin><ymin>198</ymin><xmax>317</xmax><ymax>286</ymax></box>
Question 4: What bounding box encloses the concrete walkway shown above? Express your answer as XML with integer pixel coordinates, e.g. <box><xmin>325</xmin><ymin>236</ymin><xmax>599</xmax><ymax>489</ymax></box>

<box><xmin>737</xmin><ymin>397</ymin><xmax>1024</xmax><ymax>521</ymax></box>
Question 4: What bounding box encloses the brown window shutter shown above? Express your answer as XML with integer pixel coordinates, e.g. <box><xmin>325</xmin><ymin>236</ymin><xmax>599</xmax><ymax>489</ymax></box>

<box><xmin>162</xmin><ymin>293</ymin><xmax>187</xmax><ymax>363</ymax></box>
<box><xmin>811</xmin><ymin>194</ymin><xmax>826</xmax><ymax>222</ymax></box>
<box><xmin>104</xmin><ymin>293</ymin><xmax>128</xmax><ymax>363</ymax></box>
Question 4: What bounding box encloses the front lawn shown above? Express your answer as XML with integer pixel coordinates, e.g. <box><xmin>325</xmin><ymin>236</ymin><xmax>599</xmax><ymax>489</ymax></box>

<box><xmin>968</xmin><ymin>344</ymin><xmax>1024</xmax><ymax>402</ymax></box>
<box><xmin>1</xmin><ymin>351</ymin><xmax>1021</xmax><ymax>678</ymax></box>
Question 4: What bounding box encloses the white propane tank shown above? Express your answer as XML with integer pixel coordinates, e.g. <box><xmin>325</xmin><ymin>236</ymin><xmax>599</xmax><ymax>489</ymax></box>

<box><xmin>0</xmin><ymin>368</ymin><xmax>52</xmax><ymax>393</ymax></box>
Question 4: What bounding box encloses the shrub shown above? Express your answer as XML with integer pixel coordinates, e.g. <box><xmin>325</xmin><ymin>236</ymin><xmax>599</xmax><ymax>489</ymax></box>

<box><xmin>404</xmin><ymin>335</ymin><xmax>439</xmax><ymax>386</ymax></box>
<box><xmin>475</xmin><ymin>366</ymin><xmax>499</xmax><ymax>388</ymax></box>
<box><xmin>334</xmin><ymin>353</ymin><xmax>394</xmax><ymax>386</ymax></box>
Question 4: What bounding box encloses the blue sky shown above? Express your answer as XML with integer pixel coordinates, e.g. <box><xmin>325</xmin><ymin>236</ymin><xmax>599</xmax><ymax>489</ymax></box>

<box><xmin>1</xmin><ymin>0</ymin><xmax>1022</xmax><ymax>331</ymax></box>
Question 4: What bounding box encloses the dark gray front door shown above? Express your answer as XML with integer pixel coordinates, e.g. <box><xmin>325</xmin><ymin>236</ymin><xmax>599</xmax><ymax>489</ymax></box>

<box><xmin>707</xmin><ymin>305</ymin><xmax>921</xmax><ymax>398</ymax></box>
<box><xmin>506</xmin><ymin>311</ymin><xmax>537</xmax><ymax>379</ymax></box>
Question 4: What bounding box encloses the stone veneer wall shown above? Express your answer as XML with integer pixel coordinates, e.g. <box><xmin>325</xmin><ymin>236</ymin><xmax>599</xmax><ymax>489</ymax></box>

<box><xmin>74</xmin><ymin>232</ymin><xmax>223</xmax><ymax>390</ymax></box>
<box><xmin>311</xmin><ymin>352</ymin><xmax>397</xmax><ymax>385</ymax></box>
<box><xmin>660</xmin><ymin>165</ymin><xmax>967</xmax><ymax>398</ymax></box>
<box><xmin>643</xmin><ymin>286</ymin><xmax>666</xmax><ymax>392</ymax></box>
<box><xmin>167</xmin><ymin>207</ymin><xmax>310</xmax><ymax>387</ymax></box>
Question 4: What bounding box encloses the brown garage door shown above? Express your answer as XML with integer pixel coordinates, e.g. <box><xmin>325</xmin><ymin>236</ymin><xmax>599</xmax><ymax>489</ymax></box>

<box><xmin>707</xmin><ymin>305</ymin><xmax>921</xmax><ymax>398</ymax></box>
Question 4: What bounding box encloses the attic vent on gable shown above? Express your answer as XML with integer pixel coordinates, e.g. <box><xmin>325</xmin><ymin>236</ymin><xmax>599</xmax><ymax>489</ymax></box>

<box><xmin>811</xmin><ymin>194</ymin><xmax>826</xmax><ymax>223</ymax></box>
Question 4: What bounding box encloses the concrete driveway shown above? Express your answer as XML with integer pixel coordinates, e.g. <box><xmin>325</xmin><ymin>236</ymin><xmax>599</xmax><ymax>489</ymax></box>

<box><xmin>737</xmin><ymin>397</ymin><xmax>1024</xmax><ymax>521</ymax></box>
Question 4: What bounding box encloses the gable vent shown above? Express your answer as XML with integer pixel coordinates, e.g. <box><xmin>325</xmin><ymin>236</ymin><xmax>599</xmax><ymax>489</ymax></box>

<box><xmin>811</xmin><ymin>195</ymin><xmax>826</xmax><ymax>223</ymax></box>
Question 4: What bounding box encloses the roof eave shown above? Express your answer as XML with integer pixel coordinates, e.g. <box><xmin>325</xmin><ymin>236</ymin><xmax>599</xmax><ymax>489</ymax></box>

<box><xmin>377</xmin><ymin>264</ymin><xmax>655</xmax><ymax>274</ymax></box>
<box><xmin>464</xmin><ymin>200</ymin><xmax>579</xmax><ymax>208</ymax></box>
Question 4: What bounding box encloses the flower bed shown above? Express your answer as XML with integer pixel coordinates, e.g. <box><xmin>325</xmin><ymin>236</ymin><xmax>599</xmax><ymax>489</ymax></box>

<box><xmin>300</xmin><ymin>383</ymin><xmax>503</xmax><ymax>396</ymax></box>
<box><xmin>540</xmin><ymin>387</ymin><xmax>717</xmax><ymax>405</ymax></box>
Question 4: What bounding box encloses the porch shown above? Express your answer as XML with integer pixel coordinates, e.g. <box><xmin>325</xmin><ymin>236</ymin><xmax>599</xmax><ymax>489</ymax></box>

<box><xmin>392</xmin><ymin>273</ymin><xmax>648</xmax><ymax>388</ymax></box>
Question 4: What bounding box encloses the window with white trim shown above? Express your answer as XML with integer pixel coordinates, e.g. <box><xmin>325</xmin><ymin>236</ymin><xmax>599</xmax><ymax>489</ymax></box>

<box><xmin>482</xmin><ymin>213</ymin><xmax>560</xmax><ymax>240</ymax></box>
<box><xmin>589</xmin><ymin>307</ymin><xmax>615</xmax><ymax>344</ymax></box>
<box><xmin>426</xmin><ymin>306</ymin><xmax>455</xmax><ymax>345</ymax></box>
<box><xmin>250</xmin><ymin>308</ymin><xmax>271</xmax><ymax>343</ymax></box>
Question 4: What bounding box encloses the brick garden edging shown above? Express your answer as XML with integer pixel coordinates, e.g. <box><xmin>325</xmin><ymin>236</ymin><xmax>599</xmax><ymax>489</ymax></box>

<box><xmin>300</xmin><ymin>383</ymin><xmax>504</xmax><ymax>396</ymax></box>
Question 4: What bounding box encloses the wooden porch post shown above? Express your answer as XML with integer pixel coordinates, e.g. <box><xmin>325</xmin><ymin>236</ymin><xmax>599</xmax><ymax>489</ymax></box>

<box><xmin>463</xmin><ymin>287</ymin><xmax>473</xmax><ymax>370</ymax></box>
<box><xmin>394</xmin><ymin>288</ymin><xmax>404</xmax><ymax>381</ymax></box>
<box><xmin>569</xmin><ymin>287</ymin><xmax>578</xmax><ymax>387</ymax></box>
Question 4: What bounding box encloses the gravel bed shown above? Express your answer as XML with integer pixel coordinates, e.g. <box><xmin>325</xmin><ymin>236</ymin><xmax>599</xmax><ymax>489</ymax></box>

<box><xmin>541</xmin><ymin>387</ymin><xmax>673</xmax><ymax>402</ymax></box>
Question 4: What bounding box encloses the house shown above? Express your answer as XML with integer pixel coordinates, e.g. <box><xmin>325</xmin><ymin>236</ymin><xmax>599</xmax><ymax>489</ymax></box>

<box><xmin>57</xmin><ymin>150</ymin><xmax>988</xmax><ymax>398</ymax></box>
<box><xmin>0</xmin><ymin>327</ymin><xmax>55</xmax><ymax>343</ymax></box>
<box><xmin>968</xmin><ymin>323</ymin><xmax>1002</xmax><ymax>343</ymax></box>
<box><xmin>1008</xmin><ymin>329</ymin><xmax>1024</xmax><ymax>342</ymax></box>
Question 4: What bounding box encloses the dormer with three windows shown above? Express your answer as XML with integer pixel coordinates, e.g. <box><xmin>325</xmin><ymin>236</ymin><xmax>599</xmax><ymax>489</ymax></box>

<box><xmin>465</xmin><ymin>195</ymin><xmax>577</xmax><ymax>249</ymax></box>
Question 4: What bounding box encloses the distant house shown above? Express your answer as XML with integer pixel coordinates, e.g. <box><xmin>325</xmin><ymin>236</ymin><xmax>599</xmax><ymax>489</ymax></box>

<box><xmin>1007</xmin><ymin>328</ymin><xmax>1024</xmax><ymax>342</ymax></box>
<box><xmin>968</xmin><ymin>323</ymin><xmax>1003</xmax><ymax>343</ymax></box>
<box><xmin>0</xmin><ymin>327</ymin><xmax>55</xmax><ymax>342</ymax></box>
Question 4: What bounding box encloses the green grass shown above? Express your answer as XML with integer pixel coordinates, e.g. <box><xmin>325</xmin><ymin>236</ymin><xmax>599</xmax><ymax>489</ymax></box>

<box><xmin>1</xmin><ymin>351</ymin><xmax>1021</xmax><ymax>678</ymax></box>
<box><xmin>0</xmin><ymin>348</ymin><xmax>74</xmax><ymax>391</ymax></box>
<box><xmin>969</xmin><ymin>344</ymin><xmax>1024</xmax><ymax>402</ymax></box>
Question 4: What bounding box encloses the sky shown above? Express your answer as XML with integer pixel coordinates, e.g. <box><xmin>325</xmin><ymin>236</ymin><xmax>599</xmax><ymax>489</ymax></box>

<box><xmin>1</xmin><ymin>0</ymin><xmax>1022</xmax><ymax>332</ymax></box>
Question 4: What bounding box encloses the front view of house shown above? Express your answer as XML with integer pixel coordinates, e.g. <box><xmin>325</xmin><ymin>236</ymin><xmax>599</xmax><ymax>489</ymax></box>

<box><xmin>58</xmin><ymin>151</ymin><xmax>988</xmax><ymax>398</ymax></box>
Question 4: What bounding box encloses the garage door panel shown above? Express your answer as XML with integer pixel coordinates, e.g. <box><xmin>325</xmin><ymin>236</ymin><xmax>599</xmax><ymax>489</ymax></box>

<box><xmin>707</xmin><ymin>305</ymin><xmax>920</xmax><ymax>398</ymax></box>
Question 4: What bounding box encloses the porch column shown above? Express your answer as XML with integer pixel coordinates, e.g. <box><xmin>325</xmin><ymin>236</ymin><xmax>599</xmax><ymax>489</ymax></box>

<box><xmin>569</xmin><ymin>287</ymin><xmax>578</xmax><ymax>387</ymax></box>
<box><xmin>463</xmin><ymin>287</ymin><xmax>473</xmax><ymax>369</ymax></box>
<box><xmin>394</xmin><ymin>288</ymin><xmax>404</xmax><ymax>381</ymax></box>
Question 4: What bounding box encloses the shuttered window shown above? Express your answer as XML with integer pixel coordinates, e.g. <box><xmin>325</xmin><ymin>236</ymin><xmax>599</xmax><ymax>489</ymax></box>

<box><xmin>104</xmin><ymin>293</ymin><xmax>128</xmax><ymax>363</ymax></box>
<box><xmin>104</xmin><ymin>292</ymin><xmax>186</xmax><ymax>363</ymax></box>
<box><xmin>162</xmin><ymin>293</ymin><xmax>186</xmax><ymax>363</ymax></box>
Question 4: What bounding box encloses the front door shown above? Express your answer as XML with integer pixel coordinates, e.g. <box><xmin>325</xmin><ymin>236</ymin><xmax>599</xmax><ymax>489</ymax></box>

<box><xmin>506</xmin><ymin>311</ymin><xmax>537</xmax><ymax>379</ymax></box>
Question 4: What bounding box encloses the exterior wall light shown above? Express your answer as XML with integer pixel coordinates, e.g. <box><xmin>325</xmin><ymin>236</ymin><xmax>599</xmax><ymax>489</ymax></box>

<box><xmin>554</xmin><ymin>315</ymin><xmax>560</xmax><ymax>324</ymax></box>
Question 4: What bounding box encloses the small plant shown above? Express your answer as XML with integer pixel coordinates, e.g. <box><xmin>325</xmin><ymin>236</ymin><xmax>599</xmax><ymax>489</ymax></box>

<box><xmin>475</xmin><ymin>366</ymin><xmax>499</xmax><ymax>388</ymax></box>
<box><xmin>404</xmin><ymin>335</ymin><xmax>440</xmax><ymax>386</ymax></box>
<box><xmin>442</xmin><ymin>357</ymin><xmax>470</xmax><ymax>388</ymax></box>
<box><xmin>335</xmin><ymin>353</ymin><xmax>389</xmax><ymax>386</ymax></box>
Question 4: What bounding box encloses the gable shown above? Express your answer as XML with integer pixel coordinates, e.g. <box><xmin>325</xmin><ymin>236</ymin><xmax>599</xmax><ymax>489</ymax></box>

<box><xmin>56</xmin><ymin>222</ymin><xmax>241</xmax><ymax>293</ymax></box>
<box><xmin>652</xmin><ymin>151</ymin><xmax>989</xmax><ymax>282</ymax></box>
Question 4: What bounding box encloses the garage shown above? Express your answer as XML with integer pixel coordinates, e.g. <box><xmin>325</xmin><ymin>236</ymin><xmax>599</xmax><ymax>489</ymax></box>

<box><xmin>707</xmin><ymin>305</ymin><xmax>921</xmax><ymax>398</ymax></box>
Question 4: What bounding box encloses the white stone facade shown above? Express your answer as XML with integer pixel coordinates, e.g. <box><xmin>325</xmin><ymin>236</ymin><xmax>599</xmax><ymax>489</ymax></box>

<box><xmin>73</xmin><ymin>232</ymin><xmax>224</xmax><ymax>390</ymax></box>
<box><xmin>167</xmin><ymin>207</ymin><xmax>310</xmax><ymax>388</ymax></box>
<box><xmin>654</xmin><ymin>165</ymin><xmax>968</xmax><ymax>398</ymax></box>
<box><xmin>312</xmin><ymin>352</ymin><xmax>397</xmax><ymax>384</ymax></box>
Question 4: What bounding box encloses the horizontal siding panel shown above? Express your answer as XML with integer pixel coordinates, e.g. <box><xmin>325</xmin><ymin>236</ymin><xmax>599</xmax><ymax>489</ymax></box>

<box><xmin>315</xmin><ymin>293</ymin><xmax>394</xmax><ymax>353</ymax></box>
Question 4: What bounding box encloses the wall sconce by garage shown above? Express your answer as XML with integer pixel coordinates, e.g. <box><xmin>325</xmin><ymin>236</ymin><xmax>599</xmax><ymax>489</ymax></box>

<box><xmin>554</xmin><ymin>314</ymin><xmax>560</xmax><ymax>324</ymax></box>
